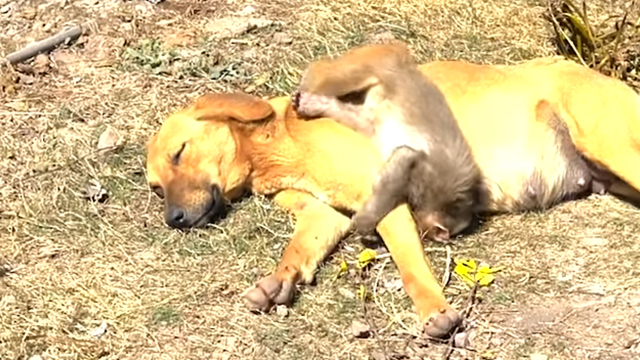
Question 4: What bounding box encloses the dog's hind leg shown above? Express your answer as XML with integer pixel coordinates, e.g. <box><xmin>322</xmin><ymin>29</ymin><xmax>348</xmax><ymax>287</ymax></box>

<box><xmin>555</xmin><ymin>74</ymin><xmax>640</xmax><ymax>203</ymax></box>
<box><xmin>242</xmin><ymin>189</ymin><xmax>351</xmax><ymax>313</ymax></box>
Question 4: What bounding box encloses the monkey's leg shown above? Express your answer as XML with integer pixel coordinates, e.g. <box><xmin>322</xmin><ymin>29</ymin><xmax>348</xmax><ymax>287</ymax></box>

<box><xmin>376</xmin><ymin>204</ymin><xmax>461</xmax><ymax>338</ymax></box>
<box><xmin>352</xmin><ymin>145</ymin><xmax>421</xmax><ymax>233</ymax></box>
<box><xmin>243</xmin><ymin>189</ymin><xmax>351</xmax><ymax>312</ymax></box>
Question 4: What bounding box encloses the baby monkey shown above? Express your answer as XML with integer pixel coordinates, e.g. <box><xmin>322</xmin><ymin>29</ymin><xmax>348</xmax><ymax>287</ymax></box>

<box><xmin>292</xmin><ymin>42</ymin><xmax>483</xmax><ymax>242</ymax></box>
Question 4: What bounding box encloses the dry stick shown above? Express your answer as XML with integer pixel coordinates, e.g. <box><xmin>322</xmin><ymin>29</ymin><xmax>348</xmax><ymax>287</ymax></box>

<box><xmin>5</xmin><ymin>22</ymin><xmax>90</xmax><ymax>65</ymax></box>
<box><xmin>442</xmin><ymin>283</ymin><xmax>479</xmax><ymax>360</ymax></box>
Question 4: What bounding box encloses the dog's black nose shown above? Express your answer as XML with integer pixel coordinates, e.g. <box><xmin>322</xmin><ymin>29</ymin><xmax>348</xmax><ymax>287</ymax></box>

<box><xmin>165</xmin><ymin>206</ymin><xmax>187</xmax><ymax>228</ymax></box>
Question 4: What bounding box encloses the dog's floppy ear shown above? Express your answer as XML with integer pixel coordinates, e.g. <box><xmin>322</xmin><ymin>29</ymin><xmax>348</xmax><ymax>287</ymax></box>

<box><xmin>193</xmin><ymin>93</ymin><xmax>274</xmax><ymax>123</ymax></box>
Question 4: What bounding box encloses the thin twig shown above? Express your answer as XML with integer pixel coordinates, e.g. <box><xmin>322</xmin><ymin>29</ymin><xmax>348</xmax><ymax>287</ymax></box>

<box><xmin>442</xmin><ymin>283</ymin><xmax>479</xmax><ymax>360</ymax></box>
<box><xmin>346</xmin><ymin>246</ymin><xmax>447</xmax><ymax>265</ymax></box>
<box><xmin>441</xmin><ymin>245</ymin><xmax>452</xmax><ymax>287</ymax></box>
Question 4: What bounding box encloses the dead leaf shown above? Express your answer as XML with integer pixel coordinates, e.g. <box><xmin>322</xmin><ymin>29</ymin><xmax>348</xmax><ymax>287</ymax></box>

<box><xmin>351</xmin><ymin>320</ymin><xmax>371</xmax><ymax>338</ymax></box>
<box><xmin>163</xmin><ymin>29</ymin><xmax>197</xmax><ymax>48</ymax></box>
<box><xmin>20</xmin><ymin>7</ymin><xmax>37</xmax><ymax>20</ymax></box>
<box><xmin>91</xmin><ymin>321</ymin><xmax>108</xmax><ymax>338</ymax></box>
<box><xmin>207</xmin><ymin>17</ymin><xmax>281</xmax><ymax>39</ymax></box>
<box><xmin>97</xmin><ymin>128</ymin><xmax>122</xmax><ymax>152</ymax></box>
<box><xmin>84</xmin><ymin>36</ymin><xmax>126</xmax><ymax>67</ymax></box>
<box><xmin>38</xmin><ymin>245</ymin><xmax>62</xmax><ymax>259</ymax></box>
<box><xmin>357</xmin><ymin>248</ymin><xmax>377</xmax><ymax>268</ymax></box>
<box><xmin>272</xmin><ymin>32</ymin><xmax>293</xmax><ymax>44</ymax></box>
<box><xmin>82</xmin><ymin>179</ymin><xmax>109</xmax><ymax>203</ymax></box>
<box><xmin>530</xmin><ymin>354</ymin><xmax>548</xmax><ymax>360</ymax></box>
<box><xmin>32</xmin><ymin>54</ymin><xmax>50</xmax><ymax>75</ymax></box>
<box><xmin>0</xmin><ymin>4</ymin><xmax>13</xmax><ymax>14</ymax></box>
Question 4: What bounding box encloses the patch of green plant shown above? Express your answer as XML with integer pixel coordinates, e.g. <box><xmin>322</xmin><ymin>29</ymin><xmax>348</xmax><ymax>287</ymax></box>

<box><xmin>151</xmin><ymin>305</ymin><xmax>182</xmax><ymax>326</ymax></box>
<box><xmin>121</xmin><ymin>38</ymin><xmax>180</xmax><ymax>75</ymax></box>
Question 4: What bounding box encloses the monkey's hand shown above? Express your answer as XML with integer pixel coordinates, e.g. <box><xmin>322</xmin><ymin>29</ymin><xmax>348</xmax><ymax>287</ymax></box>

<box><xmin>292</xmin><ymin>91</ymin><xmax>376</xmax><ymax>137</ymax></box>
<box><xmin>291</xmin><ymin>90</ymin><xmax>337</xmax><ymax>120</ymax></box>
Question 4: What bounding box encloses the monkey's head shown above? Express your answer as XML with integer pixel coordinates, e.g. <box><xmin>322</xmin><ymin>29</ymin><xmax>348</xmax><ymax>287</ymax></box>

<box><xmin>292</xmin><ymin>42</ymin><xmax>416</xmax><ymax>120</ymax></box>
<box><xmin>413</xmin><ymin>189</ymin><xmax>478</xmax><ymax>243</ymax></box>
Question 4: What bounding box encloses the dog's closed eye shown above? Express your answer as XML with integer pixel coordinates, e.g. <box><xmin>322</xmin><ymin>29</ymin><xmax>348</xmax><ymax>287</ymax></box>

<box><xmin>172</xmin><ymin>142</ymin><xmax>187</xmax><ymax>165</ymax></box>
<box><xmin>150</xmin><ymin>184</ymin><xmax>164</xmax><ymax>199</ymax></box>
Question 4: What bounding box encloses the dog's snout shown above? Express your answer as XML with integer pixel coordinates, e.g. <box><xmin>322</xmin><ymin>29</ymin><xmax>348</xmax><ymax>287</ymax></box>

<box><xmin>166</xmin><ymin>206</ymin><xmax>187</xmax><ymax>229</ymax></box>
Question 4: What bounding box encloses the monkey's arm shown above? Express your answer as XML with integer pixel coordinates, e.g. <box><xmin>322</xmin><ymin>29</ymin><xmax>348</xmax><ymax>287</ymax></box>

<box><xmin>352</xmin><ymin>145</ymin><xmax>421</xmax><ymax>232</ymax></box>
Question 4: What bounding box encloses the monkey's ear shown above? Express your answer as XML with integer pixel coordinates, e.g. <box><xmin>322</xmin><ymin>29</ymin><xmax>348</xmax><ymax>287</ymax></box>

<box><xmin>192</xmin><ymin>93</ymin><xmax>275</xmax><ymax>123</ymax></box>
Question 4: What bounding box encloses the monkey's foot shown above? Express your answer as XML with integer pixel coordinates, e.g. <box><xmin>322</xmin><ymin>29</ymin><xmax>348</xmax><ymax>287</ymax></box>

<box><xmin>351</xmin><ymin>212</ymin><xmax>379</xmax><ymax>234</ymax></box>
<box><xmin>422</xmin><ymin>307</ymin><xmax>462</xmax><ymax>339</ymax></box>
<box><xmin>242</xmin><ymin>274</ymin><xmax>295</xmax><ymax>313</ymax></box>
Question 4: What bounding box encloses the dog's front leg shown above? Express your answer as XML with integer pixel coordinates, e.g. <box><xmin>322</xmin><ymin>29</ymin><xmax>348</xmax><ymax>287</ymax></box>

<box><xmin>375</xmin><ymin>204</ymin><xmax>461</xmax><ymax>339</ymax></box>
<box><xmin>242</xmin><ymin>189</ymin><xmax>351</xmax><ymax>312</ymax></box>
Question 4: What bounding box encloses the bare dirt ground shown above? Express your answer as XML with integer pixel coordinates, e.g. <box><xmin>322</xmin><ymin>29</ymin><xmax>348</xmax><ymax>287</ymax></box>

<box><xmin>1</xmin><ymin>0</ymin><xmax>640</xmax><ymax>359</ymax></box>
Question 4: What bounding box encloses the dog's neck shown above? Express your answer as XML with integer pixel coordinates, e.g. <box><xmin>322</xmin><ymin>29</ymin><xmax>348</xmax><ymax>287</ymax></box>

<box><xmin>239</xmin><ymin>100</ymin><xmax>327</xmax><ymax>197</ymax></box>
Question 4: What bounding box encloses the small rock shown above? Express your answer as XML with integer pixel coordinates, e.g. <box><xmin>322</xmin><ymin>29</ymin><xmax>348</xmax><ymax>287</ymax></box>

<box><xmin>454</xmin><ymin>331</ymin><xmax>472</xmax><ymax>349</ymax></box>
<box><xmin>383</xmin><ymin>278</ymin><xmax>403</xmax><ymax>291</ymax></box>
<box><xmin>97</xmin><ymin>128</ymin><xmax>122</xmax><ymax>152</ymax></box>
<box><xmin>241</xmin><ymin>48</ymin><xmax>258</xmax><ymax>60</ymax></box>
<box><xmin>530</xmin><ymin>354</ymin><xmax>548</xmax><ymax>360</ymax></box>
<box><xmin>351</xmin><ymin>319</ymin><xmax>371</xmax><ymax>338</ymax></box>
<box><xmin>91</xmin><ymin>321</ymin><xmax>108</xmax><ymax>338</ymax></box>
<box><xmin>275</xmin><ymin>305</ymin><xmax>288</xmax><ymax>317</ymax></box>
<box><xmin>251</xmin><ymin>267</ymin><xmax>262</xmax><ymax>277</ymax></box>
<box><xmin>338</xmin><ymin>288</ymin><xmax>356</xmax><ymax>299</ymax></box>
<box><xmin>239</xmin><ymin>5</ymin><xmax>255</xmax><ymax>15</ymax></box>
<box><xmin>18</xmin><ymin>73</ymin><xmax>35</xmax><ymax>85</ymax></box>
<box><xmin>272</xmin><ymin>32</ymin><xmax>292</xmax><ymax>44</ymax></box>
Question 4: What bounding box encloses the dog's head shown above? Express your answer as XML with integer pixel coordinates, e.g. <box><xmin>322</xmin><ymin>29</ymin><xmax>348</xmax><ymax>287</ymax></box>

<box><xmin>146</xmin><ymin>93</ymin><xmax>275</xmax><ymax>229</ymax></box>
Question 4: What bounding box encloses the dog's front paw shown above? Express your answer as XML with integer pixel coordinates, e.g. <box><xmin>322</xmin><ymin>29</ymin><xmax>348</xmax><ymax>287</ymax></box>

<box><xmin>242</xmin><ymin>274</ymin><xmax>295</xmax><ymax>313</ymax></box>
<box><xmin>422</xmin><ymin>306</ymin><xmax>462</xmax><ymax>339</ymax></box>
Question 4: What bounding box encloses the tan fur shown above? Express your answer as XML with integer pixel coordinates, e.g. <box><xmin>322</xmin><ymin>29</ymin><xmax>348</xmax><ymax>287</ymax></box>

<box><xmin>146</xmin><ymin>57</ymin><xmax>640</xmax><ymax>337</ymax></box>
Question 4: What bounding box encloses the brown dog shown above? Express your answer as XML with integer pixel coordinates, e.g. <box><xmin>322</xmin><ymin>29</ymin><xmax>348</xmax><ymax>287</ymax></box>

<box><xmin>146</xmin><ymin>56</ymin><xmax>640</xmax><ymax>339</ymax></box>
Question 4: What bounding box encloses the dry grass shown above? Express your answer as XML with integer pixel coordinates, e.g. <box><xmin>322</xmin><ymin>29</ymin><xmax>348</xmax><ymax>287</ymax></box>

<box><xmin>1</xmin><ymin>0</ymin><xmax>640</xmax><ymax>359</ymax></box>
<box><xmin>548</xmin><ymin>0</ymin><xmax>640</xmax><ymax>89</ymax></box>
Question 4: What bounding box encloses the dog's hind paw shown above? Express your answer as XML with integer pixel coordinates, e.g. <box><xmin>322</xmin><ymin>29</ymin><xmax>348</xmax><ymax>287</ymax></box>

<box><xmin>423</xmin><ymin>307</ymin><xmax>462</xmax><ymax>339</ymax></box>
<box><xmin>242</xmin><ymin>274</ymin><xmax>295</xmax><ymax>313</ymax></box>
